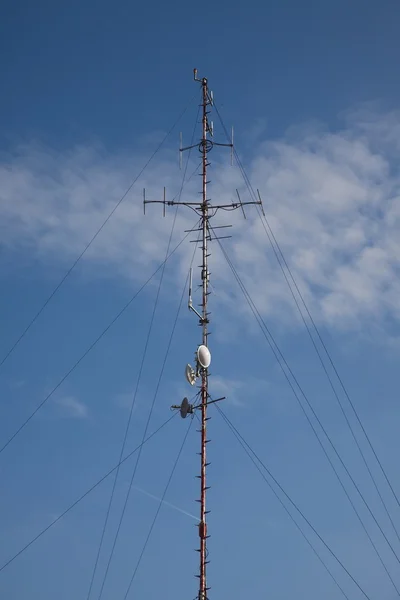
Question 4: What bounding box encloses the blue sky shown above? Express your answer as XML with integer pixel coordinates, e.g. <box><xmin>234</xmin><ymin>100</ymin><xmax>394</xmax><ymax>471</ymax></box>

<box><xmin>1</xmin><ymin>0</ymin><xmax>400</xmax><ymax>599</ymax></box>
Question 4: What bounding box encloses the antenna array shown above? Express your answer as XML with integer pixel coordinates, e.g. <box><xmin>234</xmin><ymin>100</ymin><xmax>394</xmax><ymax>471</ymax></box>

<box><xmin>143</xmin><ymin>69</ymin><xmax>263</xmax><ymax>600</ymax></box>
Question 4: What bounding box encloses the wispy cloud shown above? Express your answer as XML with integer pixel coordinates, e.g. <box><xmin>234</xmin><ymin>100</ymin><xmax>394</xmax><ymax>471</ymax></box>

<box><xmin>2</xmin><ymin>107</ymin><xmax>400</xmax><ymax>336</ymax></box>
<box><xmin>114</xmin><ymin>391</ymin><xmax>137</xmax><ymax>411</ymax></box>
<box><xmin>54</xmin><ymin>396</ymin><xmax>88</xmax><ymax>419</ymax></box>
<box><xmin>211</xmin><ymin>376</ymin><xmax>268</xmax><ymax>408</ymax></box>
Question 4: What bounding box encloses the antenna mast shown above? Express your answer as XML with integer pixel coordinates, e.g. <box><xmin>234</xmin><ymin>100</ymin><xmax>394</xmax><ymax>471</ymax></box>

<box><xmin>144</xmin><ymin>69</ymin><xmax>263</xmax><ymax>600</ymax></box>
<box><xmin>198</xmin><ymin>71</ymin><xmax>210</xmax><ymax>600</ymax></box>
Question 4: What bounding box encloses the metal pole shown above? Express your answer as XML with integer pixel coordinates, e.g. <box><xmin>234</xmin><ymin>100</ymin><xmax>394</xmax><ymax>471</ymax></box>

<box><xmin>148</xmin><ymin>70</ymin><xmax>264</xmax><ymax>600</ymax></box>
<box><xmin>199</xmin><ymin>76</ymin><xmax>209</xmax><ymax>600</ymax></box>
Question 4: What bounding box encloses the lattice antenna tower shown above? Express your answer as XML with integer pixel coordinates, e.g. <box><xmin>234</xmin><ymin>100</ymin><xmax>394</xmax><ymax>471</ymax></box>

<box><xmin>144</xmin><ymin>69</ymin><xmax>263</xmax><ymax>600</ymax></box>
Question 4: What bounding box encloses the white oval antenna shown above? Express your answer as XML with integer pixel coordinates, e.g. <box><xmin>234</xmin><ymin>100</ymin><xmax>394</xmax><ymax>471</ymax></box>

<box><xmin>185</xmin><ymin>364</ymin><xmax>196</xmax><ymax>386</ymax></box>
<box><xmin>197</xmin><ymin>345</ymin><xmax>211</xmax><ymax>369</ymax></box>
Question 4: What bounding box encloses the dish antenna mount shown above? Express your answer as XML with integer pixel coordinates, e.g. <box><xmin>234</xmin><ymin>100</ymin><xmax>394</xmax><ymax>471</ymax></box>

<box><xmin>171</xmin><ymin>397</ymin><xmax>194</xmax><ymax>419</ymax></box>
<box><xmin>185</xmin><ymin>363</ymin><xmax>197</xmax><ymax>386</ymax></box>
<box><xmin>171</xmin><ymin>395</ymin><xmax>225</xmax><ymax>418</ymax></box>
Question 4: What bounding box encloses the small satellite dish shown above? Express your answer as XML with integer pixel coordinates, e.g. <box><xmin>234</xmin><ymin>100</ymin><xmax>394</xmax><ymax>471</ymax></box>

<box><xmin>180</xmin><ymin>397</ymin><xmax>191</xmax><ymax>419</ymax></box>
<box><xmin>185</xmin><ymin>363</ymin><xmax>196</xmax><ymax>386</ymax></box>
<box><xmin>197</xmin><ymin>345</ymin><xmax>211</xmax><ymax>369</ymax></box>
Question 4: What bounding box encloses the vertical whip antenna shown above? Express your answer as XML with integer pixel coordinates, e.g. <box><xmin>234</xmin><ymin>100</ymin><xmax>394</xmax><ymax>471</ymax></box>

<box><xmin>189</xmin><ymin>267</ymin><xmax>193</xmax><ymax>307</ymax></box>
<box><xmin>144</xmin><ymin>69</ymin><xmax>264</xmax><ymax>600</ymax></box>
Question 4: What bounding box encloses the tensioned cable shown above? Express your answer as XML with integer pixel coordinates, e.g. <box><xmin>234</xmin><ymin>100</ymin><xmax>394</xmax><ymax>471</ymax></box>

<box><xmin>211</xmin><ymin>229</ymin><xmax>400</xmax><ymax>595</ymax></box>
<box><xmin>86</xmin><ymin>217</ymin><xmax>178</xmax><ymax>600</ymax></box>
<box><xmin>96</xmin><ymin>232</ymin><xmax>201</xmax><ymax>599</ymax></box>
<box><xmin>192</xmin><ymin>407</ymin><xmax>347</xmax><ymax>597</ymax></box>
<box><xmin>255</xmin><ymin>208</ymin><xmax>400</xmax><ymax>547</ymax></box>
<box><xmin>214</xmin><ymin>234</ymin><xmax>400</xmax><ymax>587</ymax></box>
<box><xmin>122</xmin><ymin>414</ymin><xmax>195</xmax><ymax>599</ymax></box>
<box><xmin>240</xmin><ymin>161</ymin><xmax>400</xmax><ymax>546</ymax></box>
<box><xmin>0</xmin><ymin>92</ymin><xmax>198</xmax><ymax>372</ymax></box>
<box><xmin>87</xmin><ymin>104</ymin><xmax>202</xmax><ymax>600</ymax></box>
<box><xmin>0</xmin><ymin>219</ymin><xmax>199</xmax><ymax>458</ymax></box>
<box><xmin>0</xmin><ymin>412</ymin><xmax>178</xmax><ymax>574</ymax></box>
<box><xmin>216</xmin><ymin>405</ymin><xmax>371</xmax><ymax>600</ymax></box>
<box><xmin>213</xmin><ymin>101</ymin><xmax>400</xmax><ymax>538</ymax></box>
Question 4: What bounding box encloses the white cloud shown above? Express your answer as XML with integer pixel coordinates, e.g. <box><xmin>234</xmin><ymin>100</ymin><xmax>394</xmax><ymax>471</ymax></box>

<box><xmin>211</xmin><ymin>376</ymin><xmax>268</xmax><ymax>407</ymax></box>
<box><xmin>211</xmin><ymin>376</ymin><xmax>246</xmax><ymax>407</ymax></box>
<box><xmin>1</xmin><ymin>107</ymin><xmax>400</xmax><ymax>336</ymax></box>
<box><xmin>55</xmin><ymin>396</ymin><xmax>88</xmax><ymax>419</ymax></box>
<box><xmin>113</xmin><ymin>390</ymin><xmax>146</xmax><ymax>416</ymax></box>
<box><xmin>114</xmin><ymin>391</ymin><xmax>136</xmax><ymax>411</ymax></box>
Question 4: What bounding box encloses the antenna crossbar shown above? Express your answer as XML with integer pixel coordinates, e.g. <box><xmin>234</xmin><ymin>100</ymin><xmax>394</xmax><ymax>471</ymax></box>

<box><xmin>185</xmin><ymin>225</ymin><xmax>232</xmax><ymax>233</ymax></box>
<box><xmin>144</xmin><ymin>196</ymin><xmax>261</xmax><ymax>212</ymax></box>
